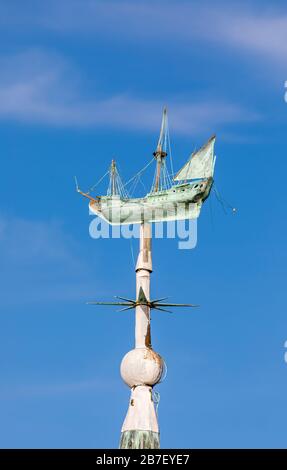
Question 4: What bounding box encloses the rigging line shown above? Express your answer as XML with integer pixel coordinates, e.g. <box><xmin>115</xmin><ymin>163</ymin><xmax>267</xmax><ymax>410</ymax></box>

<box><xmin>130</xmin><ymin>173</ymin><xmax>141</xmax><ymax>197</ymax></box>
<box><xmin>163</xmin><ymin>113</ymin><xmax>168</xmax><ymax>151</ymax></box>
<box><xmin>163</xmin><ymin>162</ymin><xmax>168</xmax><ymax>190</ymax></box>
<box><xmin>138</xmin><ymin>175</ymin><xmax>147</xmax><ymax>193</ymax></box>
<box><xmin>213</xmin><ymin>186</ymin><xmax>227</xmax><ymax>214</ymax></box>
<box><xmin>123</xmin><ymin>158</ymin><xmax>154</xmax><ymax>188</ymax></box>
<box><xmin>115</xmin><ymin>162</ymin><xmax>129</xmax><ymax>197</ymax></box>
<box><xmin>130</xmin><ymin>172</ymin><xmax>139</xmax><ymax>194</ymax></box>
<box><xmin>167</xmin><ymin>121</ymin><xmax>174</xmax><ymax>180</ymax></box>
<box><xmin>118</xmin><ymin>169</ymin><xmax>129</xmax><ymax>198</ymax></box>
<box><xmin>208</xmin><ymin>192</ymin><xmax>215</xmax><ymax>229</ymax></box>
<box><xmin>167</xmin><ymin>164</ymin><xmax>172</xmax><ymax>188</ymax></box>
<box><xmin>159</xmin><ymin>359</ymin><xmax>168</xmax><ymax>384</ymax></box>
<box><xmin>162</xmin><ymin>164</ymin><xmax>166</xmax><ymax>190</ymax></box>
<box><xmin>213</xmin><ymin>184</ymin><xmax>236</xmax><ymax>213</ymax></box>
<box><xmin>134</xmin><ymin>174</ymin><xmax>146</xmax><ymax>195</ymax></box>
<box><xmin>163</xmin><ymin>158</ymin><xmax>172</xmax><ymax>188</ymax></box>
<box><xmin>88</xmin><ymin>170</ymin><xmax>109</xmax><ymax>193</ymax></box>
<box><xmin>130</xmin><ymin>238</ymin><xmax>136</xmax><ymax>268</ymax></box>
<box><xmin>161</xmin><ymin>161</ymin><xmax>164</xmax><ymax>190</ymax></box>
<box><xmin>150</xmin><ymin>163</ymin><xmax>157</xmax><ymax>193</ymax></box>
<box><xmin>214</xmin><ymin>188</ymin><xmax>230</xmax><ymax>215</ymax></box>
<box><xmin>153</xmin><ymin>390</ymin><xmax>160</xmax><ymax>415</ymax></box>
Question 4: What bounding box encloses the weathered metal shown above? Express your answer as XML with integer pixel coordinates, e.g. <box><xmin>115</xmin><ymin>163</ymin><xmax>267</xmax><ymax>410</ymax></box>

<box><xmin>119</xmin><ymin>430</ymin><xmax>160</xmax><ymax>450</ymax></box>
<box><xmin>87</xmin><ymin>286</ymin><xmax>198</xmax><ymax>312</ymax></box>
<box><xmin>86</xmin><ymin>222</ymin><xmax>197</xmax><ymax>448</ymax></box>
<box><xmin>174</xmin><ymin>135</ymin><xmax>216</xmax><ymax>181</ymax></box>
<box><xmin>77</xmin><ymin>109</ymin><xmax>216</xmax><ymax>225</ymax></box>
<box><xmin>135</xmin><ymin>223</ymin><xmax>152</xmax><ymax>348</ymax></box>
<box><xmin>120</xmin><ymin>348</ymin><xmax>164</xmax><ymax>388</ymax></box>
<box><xmin>121</xmin><ymin>385</ymin><xmax>160</xmax><ymax>436</ymax></box>
<box><xmin>86</xmin><ymin>219</ymin><xmax>197</xmax><ymax>451</ymax></box>
<box><xmin>120</xmin><ymin>223</ymin><xmax>162</xmax><ymax>449</ymax></box>
<box><xmin>152</xmin><ymin>107</ymin><xmax>168</xmax><ymax>193</ymax></box>
<box><xmin>76</xmin><ymin>109</ymin><xmax>217</xmax><ymax>448</ymax></box>
<box><xmin>88</xmin><ymin>179</ymin><xmax>212</xmax><ymax>225</ymax></box>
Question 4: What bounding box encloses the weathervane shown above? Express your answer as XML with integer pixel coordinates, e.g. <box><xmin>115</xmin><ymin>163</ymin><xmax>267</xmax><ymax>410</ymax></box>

<box><xmin>77</xmin><ymin>108</ymin><xmax>216</xmax><ymax>448</ymax></box>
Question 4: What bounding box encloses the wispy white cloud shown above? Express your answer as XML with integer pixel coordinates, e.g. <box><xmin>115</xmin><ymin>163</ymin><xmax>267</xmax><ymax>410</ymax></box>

<box><xmin>0</xmin><ymin>213</ymin><xmax>99</xmax><ymax>305</ymax></box>
<box><xmin>204</xmin><ymin>6</ymin><xmax>287</xmax><ymax>62</ymax></box>
<box><xmin>0</xmin><ymin>377</ymin><xmax>116</xmax><ymax>399</ymax></box>
<box><xmin>0</xmin><ymin>50</ymin><xmax>259</xmax><ymax>135</ymax></box>
<box><xmin>1</xmin><ymin>1</ymin><xmax>286</xmax><ymax>64</ymax></box>
<box><xmin>0</xmin><ymin>213</ymin><xmax>80</xmax><ymax>268</ymax></box>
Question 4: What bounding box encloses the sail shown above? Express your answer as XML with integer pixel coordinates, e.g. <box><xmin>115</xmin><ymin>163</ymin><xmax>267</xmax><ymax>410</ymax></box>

<box><xmin>174</xmin><ymin>135</ymin><xmax>216</xmax><ymax>181</ymax></box>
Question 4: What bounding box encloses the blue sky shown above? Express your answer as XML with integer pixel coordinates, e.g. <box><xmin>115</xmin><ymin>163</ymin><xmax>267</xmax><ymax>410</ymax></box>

<box><xmin>0</xmin><ymin>0</ymin><xmax>287</xmax><ymax>448</ymax></box>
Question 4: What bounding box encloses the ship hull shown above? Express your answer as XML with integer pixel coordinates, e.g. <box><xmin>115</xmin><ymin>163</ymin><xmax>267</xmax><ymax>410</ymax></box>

<box><xmin>89</xmin><ymin>178</ymin><xmax>213</xmax><ymax>225</ymax></box>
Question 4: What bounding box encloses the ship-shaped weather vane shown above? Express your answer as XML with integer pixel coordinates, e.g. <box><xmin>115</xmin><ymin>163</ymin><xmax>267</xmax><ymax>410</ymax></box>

<box><xmin>77</xmin><ymin>108</ymin><xmax>217</xmax><ymax>449</ymax></box>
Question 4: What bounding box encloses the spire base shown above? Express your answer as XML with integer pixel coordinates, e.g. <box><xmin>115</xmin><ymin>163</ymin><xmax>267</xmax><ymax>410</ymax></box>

<box><xmin>119</xmin><ymin>430</ymin><xmax>160</xmax><ymax>449</ymax></box>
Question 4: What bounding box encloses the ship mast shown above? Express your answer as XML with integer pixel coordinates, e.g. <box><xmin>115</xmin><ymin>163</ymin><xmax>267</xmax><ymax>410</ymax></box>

<box><xmin>110</xmin><ymin>159</ymin><xmax>117</xmax><ymax>196</ymax></box>
<box><xmin>107</xmin><ymin>159</ymin><xmax>129</xmax><ymax>198</ymax></box>
<box><xmin>153</xmin><ymin>108</ymin><xmax>168</xmax><ymax>192</ymax></box>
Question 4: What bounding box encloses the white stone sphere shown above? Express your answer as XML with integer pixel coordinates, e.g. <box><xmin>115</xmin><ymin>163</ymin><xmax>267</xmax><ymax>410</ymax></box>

<box><xmin>120</xmin><ymin>348</ymin><xmax>164</xmax><ymax>388</ymax></box>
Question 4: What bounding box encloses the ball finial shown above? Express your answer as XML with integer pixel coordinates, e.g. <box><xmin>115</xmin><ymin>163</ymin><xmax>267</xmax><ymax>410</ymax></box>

<box><xmin>120</xmin><ymin>348</ymin><xmax>164</xmax><ymax>388</ymax></box>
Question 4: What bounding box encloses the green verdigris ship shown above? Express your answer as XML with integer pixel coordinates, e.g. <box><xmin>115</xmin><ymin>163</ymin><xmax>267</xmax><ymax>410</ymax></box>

<box><xmin>77</xmin><ymin>108</ymin><xmax>216</xmax><ymax>225</ymax></box>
